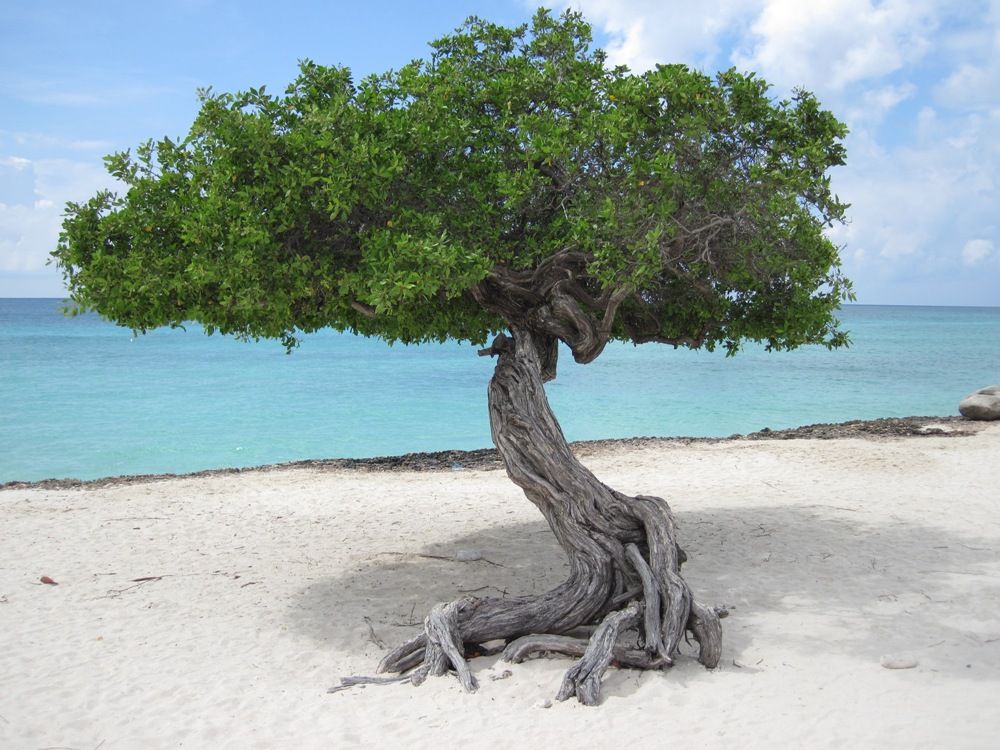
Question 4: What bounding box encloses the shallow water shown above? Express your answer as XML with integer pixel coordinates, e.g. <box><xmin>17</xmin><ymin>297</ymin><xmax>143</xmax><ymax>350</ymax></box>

<box><xmin>2</xmin><ymin>299</ymin><xmax>998</xmax><ymax>482</ymax></box>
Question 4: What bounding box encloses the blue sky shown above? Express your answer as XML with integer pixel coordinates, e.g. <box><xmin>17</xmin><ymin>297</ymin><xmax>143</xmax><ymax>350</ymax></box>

<box><xmin>2</xmin><ymin>1</ymin><xmax>998</xmax><ymax>306</ymax></box>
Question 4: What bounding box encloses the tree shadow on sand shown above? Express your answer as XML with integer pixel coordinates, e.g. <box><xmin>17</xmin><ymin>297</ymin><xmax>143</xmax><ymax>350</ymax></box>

<box><xmin>288</xmin><ymin>504</ymin><xmax>1000</xmax><ymax>683</ymax></box>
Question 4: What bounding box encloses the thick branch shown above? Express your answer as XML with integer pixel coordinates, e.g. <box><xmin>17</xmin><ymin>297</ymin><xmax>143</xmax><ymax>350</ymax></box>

<box><xmin>473</xmin><ymin>249</ymin><xmax>630</xmax><ymax>365</ymax></box>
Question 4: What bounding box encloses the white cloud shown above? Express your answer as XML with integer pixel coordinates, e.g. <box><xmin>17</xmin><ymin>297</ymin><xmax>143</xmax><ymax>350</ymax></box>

<box><xmin>0</xmin><ymin>156</ymin><xmax>38</xmax><ymax>206</ymax></box>
<box><xmin>568</xmin><ymin>0</ymin><xmax>760</xmax><ymax>72</ymax></box>
<box><xmin>568</xmin><ymin>1</ymin><xmax>941</xmax><ymax>92</ymax></box>
<box><xmin>845</xmin><ymin>82</ymin><xmax>917</xmax><ymax>127</ymax></box>
<box><xmin>0</xmin><ymin>154</ymin><xmax>115</xmax><ymax>278</ymax></box>
<box><xmin>936</xmin><ymin>63</ymin><xmax>1000</xmax><ymax>109</ymax></box>
<box><xmin>1</xmin><ymin>155</ymin><xmax>32</xmax><ymax>170</ymax></box>
<box><xmin>732</xmin><ymin>0</ymin><xmax>939</xmax><ymax>92</ymax></box>
<box><xmin>962</xmin><ymin>239</ymin><xmax>995</xmax><ymax>266</ymax></box>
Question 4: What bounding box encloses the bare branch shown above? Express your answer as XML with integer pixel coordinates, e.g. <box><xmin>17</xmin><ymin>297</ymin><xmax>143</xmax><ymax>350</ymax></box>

<box><xmin>351</xmin><ymin>301</ymin><xmax>376</xmax><ymax>318</ymax></box>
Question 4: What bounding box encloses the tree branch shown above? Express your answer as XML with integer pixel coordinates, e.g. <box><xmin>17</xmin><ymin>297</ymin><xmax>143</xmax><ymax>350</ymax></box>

<box><xmin>351</xmin><ymin>301</ymin><xmax>376</xmax><ymax>318</ymax></box>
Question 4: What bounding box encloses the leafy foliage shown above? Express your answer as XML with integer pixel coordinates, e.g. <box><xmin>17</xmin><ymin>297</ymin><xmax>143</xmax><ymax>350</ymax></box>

<box><xmin>55</xmin><ymin>9</ymin><xmax>851</xmax><ymax>354</ymax></box>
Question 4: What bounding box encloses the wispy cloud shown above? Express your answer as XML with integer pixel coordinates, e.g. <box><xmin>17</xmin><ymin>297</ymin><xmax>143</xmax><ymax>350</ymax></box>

<box><xmin>0</xmin><ymin>129</ymin><xmax>114</xmax><ymax>152</ymax></box>
<box><xmin>1</xmin><ymin>74</ymin><xmax>178</xmax><ymax>109</ymax></box>
<box><xmin>962</xmin><ymin>239</ymin><xmax>995</xmax><ymax>266</ymax></box>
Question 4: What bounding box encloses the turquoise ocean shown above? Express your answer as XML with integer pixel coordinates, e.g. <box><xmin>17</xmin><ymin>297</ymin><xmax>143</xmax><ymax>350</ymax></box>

<box><xmin>1</xmin><ymin>299</ymin><xmax>998</xmax><ymax>483</ymax></box>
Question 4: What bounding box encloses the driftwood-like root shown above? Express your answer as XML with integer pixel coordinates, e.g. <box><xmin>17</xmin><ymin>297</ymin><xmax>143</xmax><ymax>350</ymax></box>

<box><xmin>378</xmin><ymin>633</ymin><xmax>426</xmax><ymax>674</ymax></box>
<box><xmin>502</xmin><ymin>633</ymin><xmax>665</xmax><ymax>670</ymax></box>
<box><xmin>555</xmin><ymin>601</ymin><xmax>643</xmax><ymax>705</ymax></box>
<box><xmin>687</xmin><ymin>601</ymin><xmax>723</xmax><ymax>668</ymax></box>
<box><xmin>624</xmin><ymin>543</ymin><xmax>666</xmax><ymax>660</ymax></box>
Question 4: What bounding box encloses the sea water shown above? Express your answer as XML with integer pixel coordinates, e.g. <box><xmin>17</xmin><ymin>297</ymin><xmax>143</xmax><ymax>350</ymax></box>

<box><xmin>1</xmin><ymin>299</ymin><xmax>998</xmax><ymax>482</ymax></box>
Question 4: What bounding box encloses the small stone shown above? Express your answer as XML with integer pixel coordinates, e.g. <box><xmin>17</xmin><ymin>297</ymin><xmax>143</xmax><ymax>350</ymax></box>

<box><xmin>959</xmin><ymin>385</ymin><xmax>1000</xmax><ymax>421</ymax></box>
<box><xmin>537</xmin><ymin>698</ymin><xmax>553</xmax><ymax>709</ymax></box>
<box><xmin>880</xmin><ymin>655</ymin><xmax>918</xmax><ymax>669</ymax></box>
<box><xmin>455</xmin><ymin>549</ymin><xmax>482</xmax><ymax>562</ymax></box>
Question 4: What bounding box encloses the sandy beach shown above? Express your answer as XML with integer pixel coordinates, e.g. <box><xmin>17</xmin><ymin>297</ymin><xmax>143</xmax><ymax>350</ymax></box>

<box><xmin>2</xmin><ymin>419</ymin><xmax>999</xmax><ymax>749</ymax></box>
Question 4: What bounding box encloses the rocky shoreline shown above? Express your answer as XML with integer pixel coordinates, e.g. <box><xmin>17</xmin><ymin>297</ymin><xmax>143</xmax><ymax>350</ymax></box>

<box><xmin>1</xmin><ymin>415</ymin><xmax>983</xmax><ymax>491</ymax></box>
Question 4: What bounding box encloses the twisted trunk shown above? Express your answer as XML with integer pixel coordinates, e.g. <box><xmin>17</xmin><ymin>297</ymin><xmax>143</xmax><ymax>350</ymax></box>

<box><xmin>336</xmin><ymin>325</ymin><xmax>722</xmax><ymax>705</ymax></box>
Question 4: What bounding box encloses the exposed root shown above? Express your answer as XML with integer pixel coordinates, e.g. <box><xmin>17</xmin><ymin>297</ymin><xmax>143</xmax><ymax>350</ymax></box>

<box><xmin>342</xmin><ymin>568</ymin><xmax>724</xmax><ymax>706</ymax></box>
<box><xmin>502</xmin><ymin>633</ymin><xmax>664</xmax><ymax>670</ymax></box>
<box><xmin>555</xmin><ymin>601</ymin><xmax>643</xmax><ymax>705</ymax></box>
<box><xmin>624</xmin><ymin>543</ymin><xmax>666</xmax><ymax>661</ymax></box>
<box><xmin>687</xmin><ymin>601</ymin><xmax>723</xmax><ymax>668</ymax></box>
<box><xmin>421</xmin><ymin>599</ymin><xmax>478</xmax><ymax>692</ymax></box>
<box><xmin>378</xmin><ymin>633</ymin><xmax>426</xmax><ymax>674</ymax></box>
<box><xmin>631</xmin><ymin>495</ymin><xmax>692</xmax><ymax>661</ymax></box>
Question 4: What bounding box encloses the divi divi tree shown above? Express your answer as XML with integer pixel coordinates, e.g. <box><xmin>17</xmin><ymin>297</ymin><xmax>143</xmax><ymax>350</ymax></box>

<box><xmin>55</xmin><ymin>10</ymin><xmax>851</xmax><ymax>705</ymax></box>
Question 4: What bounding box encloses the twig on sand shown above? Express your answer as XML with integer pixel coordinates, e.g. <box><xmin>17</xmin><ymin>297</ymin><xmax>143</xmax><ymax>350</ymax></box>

<box><xmin>328</xmin><ymin>674</ymin><xmax>410</xmax><ymax>694</ymax></box>
<box><xmin>98</xmin><ymin>576</ymin><xmax>164</xmax><ymax>598</ymax></box>
<box><xmin>458</xmin><ymin>585</ymin><xmax>509</xmax><ymax>597</ymax></box>
<box><xmin>106</xmin><ymin>516</ymin><xmax>168</xmax><ymax>521</ymax></box>
<box><xmin>364</xmin><ymin>616</ymin><xmax>386</xmax><ymax>649</ymax></box>
<box><xmin>375</xmin><ymin>550</ymin><xmax>504</xmax><ymax>567</ymax></box>
<box><xmin>801</xmin><ymin>503</ymin><xmax>859</xmax><ymax>513</ymax></box>
<box><xmin>391</xmin><ymin>603</ymin><xmax>421</xmax><ymax>627</ymax></box>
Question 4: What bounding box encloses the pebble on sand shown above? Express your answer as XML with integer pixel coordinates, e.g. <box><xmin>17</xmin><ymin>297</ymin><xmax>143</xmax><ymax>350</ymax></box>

<box><xmin>880</xmin><ymin>655</ymin><xmax>919</xmax><ymax>669</ymax></box>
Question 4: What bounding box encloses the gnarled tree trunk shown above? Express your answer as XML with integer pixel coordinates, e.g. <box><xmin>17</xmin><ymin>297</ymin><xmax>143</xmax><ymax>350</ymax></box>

<box><xmin>338</xmin><ymin>323</ymin><xmax>722</xmax><ymax>705</ymax></box>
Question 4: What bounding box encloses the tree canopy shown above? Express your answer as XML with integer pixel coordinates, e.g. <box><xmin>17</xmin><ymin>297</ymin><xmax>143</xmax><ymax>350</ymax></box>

<box><xmin>55</xmin><ymin>9</ymin><xmax>851</xmax><ymax>357</ymax></box>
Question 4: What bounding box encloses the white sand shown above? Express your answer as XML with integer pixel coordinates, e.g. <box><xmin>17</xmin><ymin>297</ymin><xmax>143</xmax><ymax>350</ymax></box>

<box><xmin>2</xmin><ymin>424</ymin><xmax>999</xmax><ymax>749</ymax></box>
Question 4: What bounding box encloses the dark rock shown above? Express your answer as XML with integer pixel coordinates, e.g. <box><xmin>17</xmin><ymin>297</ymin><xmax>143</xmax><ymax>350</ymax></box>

<box><xmin>959</xmin><ymin>385</ymin><xmax>1000</xmax><ymax>421</ymax></box>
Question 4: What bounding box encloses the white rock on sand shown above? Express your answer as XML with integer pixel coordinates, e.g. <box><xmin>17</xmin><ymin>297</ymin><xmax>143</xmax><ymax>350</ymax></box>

<box><xmin>960</xmin><ymin>385</ymin><xmax>1000</xmax><ymax>420</ymax></box>
<box><xmin>2</xmin><ymin>423</ymin><xmax>999</xmax><ymax>749</ymax></box>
